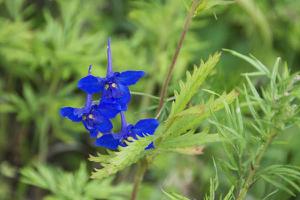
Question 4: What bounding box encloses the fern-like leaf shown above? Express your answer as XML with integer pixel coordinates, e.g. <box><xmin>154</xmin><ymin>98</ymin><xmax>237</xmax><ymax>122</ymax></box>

<box><xmin>89</xmin><ymin>53</ymin><xmax>237</xmax><ymax>180</ymax></box>
<box><xmin>159</xmin><ymin>130</ymin><xmax>222</xmax><ymax>150</ymax></box>
<box><xmin>156</xmin><ymin>90</ymin><xmax>238</xmax><ymax>141</ymax></box>
<box><xmin>170</xmin><ymin>52</ymin><xmax>221</xmax><ymax>116</ymax></box>
<box><xmin>90</xmin><ymin>136</ymin><xmax>153</xmax><ymax>179</ymax></box>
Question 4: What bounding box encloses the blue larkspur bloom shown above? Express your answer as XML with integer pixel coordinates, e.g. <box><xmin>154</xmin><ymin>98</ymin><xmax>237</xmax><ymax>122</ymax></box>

<box><xmin>60</xmin><ymin>38</ymin><xmax>159</xmax><ymax>151</ymax></box>
<box><xmin>60</xmin><ymin>66</ymin><xmax>117</xmax><ymax>137</ymax></box>
<box><xmin>95</xmin><ymin>112</ymin><xmax>159</xmax><ymax>150</ymax></box>
<box><xmin>77</xmin><ymin>39</ymin><xmax>145</xmax><ymax>110</ymax></box>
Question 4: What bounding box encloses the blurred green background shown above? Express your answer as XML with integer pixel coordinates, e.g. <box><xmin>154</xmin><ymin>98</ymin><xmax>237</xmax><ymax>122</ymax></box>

<box><xmin>0</xmin><ymin>0</ymin><xmax>300</xmax><ymax>199</ymax></box>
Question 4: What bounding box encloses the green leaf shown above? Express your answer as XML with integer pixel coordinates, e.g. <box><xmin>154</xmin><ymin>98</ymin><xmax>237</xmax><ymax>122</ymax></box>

<box><xmin>160</xmin><ymin>90</ymin><xmax>238</xmax><ymax>140</ymax></box>
<box><xmin>162</xmin><ymin>190</ymin><xmax>191</xmax><ymax>200</ymax></box>
<box><xmin>258</xmin><ymin>165</ymin><xmax>300</xmax><ymax>195</ymax></box>
<box><xmin>21</xmin><ymin>163</ymin><xmax>129</xmax><ymax>199</ymax></box>
<box><xmin>170</xmin><ymin>52</ymin><xmax>221</xmax><ymax>116</ymax></box>
<box><xmin>260</xmin><ymin>175</ymin><xmax>296</xmax><ymax>196</ymax></box>
<box><xmin>90</xmin><ymin>136</ymin><xmax>154</xmax><ymax>179</ymax></box>
<box><xmin>21</xmin><ymin>164</ymin><xmax>60</xmax><ymax>192</ymax></box>
<box><xmin>194</xmin><ymin>0</ymin><xmax>234</xmax><ymax>15</ymax></box>
<box><xmin>223</xmin><ymin>49</ymin><xmax>270</xmax><ymax>76</ymax></box>
<box><xmin>160</xmin><ymin>130</ymin><xmax>223</xmax><ymax>150</ymax></box>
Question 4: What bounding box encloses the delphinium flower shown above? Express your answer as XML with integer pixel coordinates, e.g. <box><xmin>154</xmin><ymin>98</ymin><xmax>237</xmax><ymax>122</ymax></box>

<box><xmin>60</xmin><ymin>38</ymin><xmax>159</xmax><ymax>150</ymax></box>
<box><xmin>60</xmin><ymin>66</ymin><xmax>117</xmax><ymax>137</ymax></box>
<box><xmin>95</xmin><ymin>112</ymin><xmax>159</xmax><ymax>150</ymax></box>
<box><xmin>80</xmin><ymin>39</ymin><xmax>145</xmax><ymax>110</ymax></box>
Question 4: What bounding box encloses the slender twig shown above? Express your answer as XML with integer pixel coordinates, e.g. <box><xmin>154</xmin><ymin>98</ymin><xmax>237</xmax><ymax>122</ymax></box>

<box><xmin>131</xmin><ymin>91</ymin><xmax>175</xmax><ymax>101</ymax></box>
<box><xmin>130</xmin><ymin>2</ymin><xmax>200</xmax><ymax>199</ymax></box>
<box><xmin>236</xmin><ymin>132</ymin><xmax>276</xmax><ymax>200</ymax></box>
<box><xmin>156</xmin><ymin>0</ymin><xmax>200</xmax><ymax>116</ymax></box>
<box><xmin>130</xmin><ymin>159</ymin><xmax>148</xmax><ymax>200</ymax></box>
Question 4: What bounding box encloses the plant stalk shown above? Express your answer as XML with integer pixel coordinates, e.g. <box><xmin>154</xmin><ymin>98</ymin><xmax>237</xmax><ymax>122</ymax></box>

<box><xmin>156</xmin><ymin>0</ymin><xmax>200</xmax><ymax>115</ymax></box>
<box><xmin>130</xmin><ymin>159</ymin><xmax>148</xmax><ymax>200</ymax></box>
<box><xmin>236</xmin><ymin>133</ymin><xmax>276</xmax><ymax>200</ymax></box>
<box><xmin>131</xmin><ymin>1</ymin><xmax>200</xmax><ymax>199</ymax></box>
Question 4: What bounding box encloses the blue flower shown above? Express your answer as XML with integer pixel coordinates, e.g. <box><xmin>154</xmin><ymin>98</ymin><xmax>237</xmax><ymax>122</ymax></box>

<box><xmin>95</xmin><ymin>112</ymin><xmax>159</xmax><ymax>150</ymax></box>
<box><xmin>77</xmin><ymin>74</ymin><xmax>102</xmax><ymax>94</ymax></box>
<box><xmin>60</xmin><ymin>95</ymin><xmax>113</xmax><ymax>137</ymax></box>
<box><xmin>60</xmin><ymin>66</ymin><xmax>118</xmax><ymax>137</ymax></box>
<box><xmin>77</xmin><ymin>39</ymin><xmax>145</xmax><ymax>109</ymax></box>
<box><xmin>60</xmin><ymin>39</ymin><xmax>159</xmax><ymax>151</ymax></box>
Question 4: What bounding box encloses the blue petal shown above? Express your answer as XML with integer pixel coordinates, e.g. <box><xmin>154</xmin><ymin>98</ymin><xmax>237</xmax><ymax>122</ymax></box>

<box><xmin>110</xmin><ymin>83</ymin><xmax>124</xmax><ymax>98</ymax></box>
<box><xmin>116</xmin><ymin>84</ymin><xmax>131</xmax><ymax>105</ymax></box>
<box><xmin>82</xmin><ymin>110</ymin><xmax>113</xmax><ymax>133</ymax></box>
<box><xmin>95</xmin><ymin>116</ymin><xmax>113</xmax><ymax>133</ymax></box>
<box><xmin>78</xmin><ymin>75</ymin><xmax>103</xmax><ymax>94</ymax></box>
<box><xmin>145</xmin><ymin>142</ymin><xmax>155</xmax><ymax>150</ymax></box>
<box><xmin>101</xmin><ymin>84</ymin><xmax>131</xmax><ymax>109</ymax></box>
<box><xmin>133</xmin><ymin>118</ymin><xmax>159</xmax><ymax>137</ymax></box>
<box><xmin>95</xmin><ymin>134</ymin><xmax>120</xmax><ymax>150</ymax></box>
<box><xmin>116</xmin><ymin>71</ymin><xmax>145</xmax><ymax>86</ymax></box>
<box><xmin>98</xmin><ymin>101</ymin><xmax>122</xmax><ymax>118</ymax></box>
<box><xmin>60</xmin><ymin>107</ymin><xmax>82</xmax><ymax>122</ymax></box>
<box><xmin>89</xmin><ymin>129</ymin><xmax>98</xmax><ymax>138</ymax></box>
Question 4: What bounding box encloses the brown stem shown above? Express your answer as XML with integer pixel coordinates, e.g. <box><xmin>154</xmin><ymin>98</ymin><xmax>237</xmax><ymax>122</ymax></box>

<box><xmin>156</xmin><ymin>0</ymin><xmax>200</xmax><ymax>115</ymax></box>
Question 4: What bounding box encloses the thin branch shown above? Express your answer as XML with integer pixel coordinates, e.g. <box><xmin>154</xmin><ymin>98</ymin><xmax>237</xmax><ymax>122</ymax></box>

<box><xmin>236</xmin><ymin>132</ymin><xmax>277</xmax><ymax>200</ymax></box>
<box><xmin>156</xmin><ymin>0</ymin><xmax>200</xmax><ymax>116</ymax></box>
<box><xmin>131</xmin><ymin>91</ymin><xmax>175</xmax><ymax>101</ymax></box>
<box><xmin>130</xmin><ymin>1</ymin><xmax>200</xmax><ymax>199</ymax></box>
<box><xmin>130</xmin><ymin>159</ymin><xmax>148</xmax><ymax>200</ymax></box>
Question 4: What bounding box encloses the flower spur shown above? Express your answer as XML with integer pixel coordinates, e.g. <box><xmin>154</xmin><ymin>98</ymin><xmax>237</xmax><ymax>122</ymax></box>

<box><xmin>77</xmin><ymin>39</ymin><xmax>145</xmax><ymax>110</ymax></box>
<box><xmin>60</xmin><ymin>38</ymin><xmax>159</xmax><ymax>151</ymax></box>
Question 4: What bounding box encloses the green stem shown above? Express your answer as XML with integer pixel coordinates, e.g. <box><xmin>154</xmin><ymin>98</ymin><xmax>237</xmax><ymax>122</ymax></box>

<box><xmin>130</xmin><ymin>1</ymin><xmax>200</xmax><ymax>198</ymax></box>
<box><xmin>131</xmin><ymin>91</ymin><xmax>175</xmax><ymax>101</ymax></box>
<box><xmin>131</xmin><ymin>91</ymin><xmax>160</xmax><ymax>100</ymax></box>
<box><xmin>236</xmin><ymin>133</ymin><xmax>276</xmax><ymax>200</ymax></box>
<box><xmin>156</xmin><ymin>0</ymin><xmax>200</xmax><ymax>115</ymax></box>
<box><xmin>130</xmin><ymin>159</ymin><xmax>148</xmax><ymax>200</ymax></box>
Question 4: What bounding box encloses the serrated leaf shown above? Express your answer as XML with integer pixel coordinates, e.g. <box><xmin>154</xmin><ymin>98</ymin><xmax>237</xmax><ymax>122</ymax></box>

<box><xmin>167</xmin><ymin>146</ymin><xmax>204</xmax><ymax>155</ymax></box>
<box><xmin>160</xmin><ymin>90</ymin><xmax>238</xmax><ymax>139</ymax></box>
<box><xmin>21</xmin><ymin>165</ymin><xmax>60</xmax><ymax>192</ymax></box>
<box><xmin>160</xmin><ymin>131</ymin><xmax>222</xmax><ymax>150</ymax></box>
<box><xmin>170</xmin><ymin>52</ymin><xmax>221</xmax><ymax>116</ymax></box>
<box><xmin>21</xmin><ymin>163</ymin><xmax>130</xmax><ymax>199</ymax></box>
<box><xmin>90</xmin><ymin>136</ymin><xmax>153</xmax><ymax>179</ymax></box>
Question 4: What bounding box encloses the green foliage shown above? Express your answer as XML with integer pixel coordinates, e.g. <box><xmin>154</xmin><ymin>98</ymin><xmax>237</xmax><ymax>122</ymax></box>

<box><xmin>259</xmin><ymin>165</ymin><xmax>300</xmax><ymax>196</ymax></box>
<box><xmin>89</xmin><ymin>136</ymin><xmax>154</xmax><ymax>179</ymax></box>
<box><xmin>169</xmin><ymin>52</ymin><xmax>221</xmax><ymax>116</ymax></box>
<box><xmin>163</xmin><ymin>190</ymin><xmax>191</xmax><ymax>200</ymax></box>
<box><xmin>204</xmin><ymin>175</ymin><xmax>235</xmax><ymax>200</ymax></box>
<box><xmin>1</xmin><ymin>0</ymin><xmax>300</xmax><ymax>199</ymax></box>
<box><xmin>194</xmin><ymin>0</ymin><xmax>234</xmax><ymax>14</ymax></box>
<box><xmin>90</xmin><ymin>53</ymin><xmax>238</xmax><ymax>180</ymax></box>
<box><xmin>159</xmin><ymin>130</ymin><xmax>222</xmax><ymax>150</ymax></box>
<box><xmin>210</xmin><ymin>51</ymin><xmax>300</xmax><ymax>199</ymax></box>
<box><xmin>21</xmin><ymin>163</ymin><xmax>131</xmax><ymax>200</ymax></box>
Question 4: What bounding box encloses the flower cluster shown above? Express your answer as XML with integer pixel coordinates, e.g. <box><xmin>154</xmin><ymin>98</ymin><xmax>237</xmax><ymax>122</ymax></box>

<box><xmin>60</xmin><ymin>39</ymin><xmax>159</xmax><ymax>150</ymax></box>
